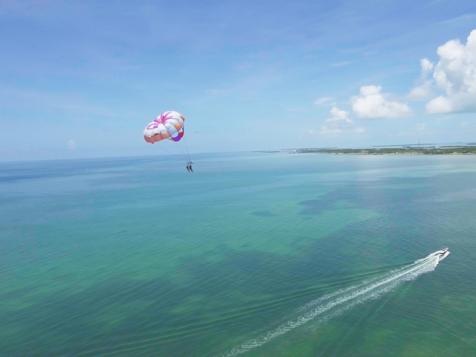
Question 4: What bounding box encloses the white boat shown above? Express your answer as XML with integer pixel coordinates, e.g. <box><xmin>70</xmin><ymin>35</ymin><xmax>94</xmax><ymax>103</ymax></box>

<box><xmin>430</xmin><ymin>247</ymin><xmax>450</xmax><ymax>261</ymax></box>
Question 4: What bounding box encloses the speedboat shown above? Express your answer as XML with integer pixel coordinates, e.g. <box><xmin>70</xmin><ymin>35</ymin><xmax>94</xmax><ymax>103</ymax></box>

<box><xmin>416</xmin><ymin>248</ymin><xmax>450</xmax><ymax>264</ymax></box>
<box><xmin>432</xmin><ymin>247</ymin><xmax>450</xmax><ymax>261</ymax></box>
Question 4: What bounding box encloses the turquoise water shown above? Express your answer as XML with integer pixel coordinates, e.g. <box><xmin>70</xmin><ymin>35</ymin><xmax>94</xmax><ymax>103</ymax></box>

<box><xmin>1</xmin><ymin>153</ymin><xmax>476</xmax><ymax>356</ymax></box>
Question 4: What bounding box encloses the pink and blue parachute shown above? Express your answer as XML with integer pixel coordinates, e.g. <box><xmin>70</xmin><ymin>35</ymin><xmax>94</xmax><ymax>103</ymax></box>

<box><xmin>143</xmin><ymin>111</ymin><xmax>186</xmax><ymax>144</ymax></box>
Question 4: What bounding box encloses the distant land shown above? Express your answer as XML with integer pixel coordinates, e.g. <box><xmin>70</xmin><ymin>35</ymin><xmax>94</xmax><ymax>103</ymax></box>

<box><xmin>272</xmin><ymin>144</ymin><xmax>476</xmax><ymax>155</ymax></box>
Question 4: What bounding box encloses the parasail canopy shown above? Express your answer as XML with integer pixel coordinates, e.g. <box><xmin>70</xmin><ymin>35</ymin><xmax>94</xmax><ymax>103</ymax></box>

<box><xmin>144</xmin><ymin>111</ymin><xmax>186</xmax><ymax>144</ymax></box>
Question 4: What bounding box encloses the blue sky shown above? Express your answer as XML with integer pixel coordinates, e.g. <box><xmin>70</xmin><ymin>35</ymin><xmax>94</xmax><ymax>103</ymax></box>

<box><xmin>1</xmin><ymin>0</ymin><xmax>476</xmax><ymax>161</ymax></box>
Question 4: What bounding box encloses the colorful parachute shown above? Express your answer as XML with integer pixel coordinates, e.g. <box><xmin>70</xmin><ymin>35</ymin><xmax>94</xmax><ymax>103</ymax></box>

<box><xmin>143</xmin><ymin>111</ymin><xmax>186</xmax><ymax>144</ymax></box>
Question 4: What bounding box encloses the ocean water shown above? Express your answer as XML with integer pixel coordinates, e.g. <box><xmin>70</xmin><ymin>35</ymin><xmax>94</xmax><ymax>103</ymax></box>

<box><xmin>1</xmin><ymin>153</ymin><xmax>476</xmax><ymax>356</ymax></box>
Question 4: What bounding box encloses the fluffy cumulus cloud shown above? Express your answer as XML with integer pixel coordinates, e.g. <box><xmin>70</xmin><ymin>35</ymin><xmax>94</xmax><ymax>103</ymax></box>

<box><xmin>422</xmin><ymin>29</ymin><xmax>476</xmax><ymax>114</ymax></box>
<box><xmin>421</xmin><ymin>58</ymin><xmax>434</xmax><ymax>73</ymax></box>
<box><xmin>320</xmin><ymin>106</ymin><xmax>364</xmax><ymax>134</ymax></box>
<box><xmin>351</xmin><ymin>85</ymin><xmax>411</xmax><ymax>118</ymax></box>
<box><xmin>409</xmin><ymin>58</ymin><xmax>434</xmax><ymax>100</ymax></box>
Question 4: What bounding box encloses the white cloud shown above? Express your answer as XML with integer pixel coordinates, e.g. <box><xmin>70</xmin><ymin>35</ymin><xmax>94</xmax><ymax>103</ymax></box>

<box><xmin>409</xmin><ymin>84</ymin><xmax>431</xmax><ymax>100</ymax></box>
<box><xmin>409</xmin><ymin>83</ymin><xmax>432</xmax><ymax>100</ymax></box>
<box><xmin>421</xmin><ymin>58</ymin><xmax>434</xmax><ymax>73</ymax></box>
<box><xmin>422</xmin><ymin>29</ymin><xmax>476</xmax><ymax>114</ymax></box>
<box><xmin>352</xmin><ymin>85</ymin><xmax>411</xmax><ymax>118</ymax></box>
<box><xmin>328</xmin><ymin>106</ymin><xmax>351</xmax><ymax>122</ymax></box>
<box><xmin>67</xmin><ymin>139</ymin><xmax>76</xmax><ymax>150</ymax></box>
<box><xmin>426</xmin><ymin>96</ymin><xmax>453</xmax><ymax>113</ymax></box>
<box><xmin>409</xmin><ymin>58</ymin><xmax>435</xmax><ymax>100</ymax></box>
<box><xmin>330</xmin><ymin>61</ymin><xmax>352</xmax><ymax>68</ymax></box>
<box><xmin>314</xmin><ymin>96</ymin><xmax>334</xmax><ymax>106</ymax></box>
<box><xmin>320</xmin><ymin>106</ymin><xmax>364</xmax><ymax>134</ymax></box>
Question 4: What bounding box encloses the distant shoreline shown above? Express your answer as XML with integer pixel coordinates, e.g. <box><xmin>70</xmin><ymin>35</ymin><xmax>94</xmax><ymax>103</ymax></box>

<box><xmin>288</xmin><ymin>146</ymin><xmax>476</xmax><ymax>155</ymax></box>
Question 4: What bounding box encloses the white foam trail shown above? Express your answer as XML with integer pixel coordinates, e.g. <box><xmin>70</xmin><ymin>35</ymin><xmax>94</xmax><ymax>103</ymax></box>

<box><xmin>223</xmin><ymin>251</ymin><xmax>444</xmax><ymax>357</ymax></box>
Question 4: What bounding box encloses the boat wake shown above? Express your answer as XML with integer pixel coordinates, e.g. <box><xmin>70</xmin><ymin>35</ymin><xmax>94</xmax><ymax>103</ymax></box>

<box><xmin>223</xmin><ymin>249</ymin><xmax>449</xmax><ymax>356</ymax></box>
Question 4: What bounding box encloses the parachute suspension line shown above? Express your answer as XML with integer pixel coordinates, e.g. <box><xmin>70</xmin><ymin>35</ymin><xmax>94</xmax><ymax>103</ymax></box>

<box><xmin>143</xmin><ymin>111</ymin><xmax>192</xmax><ymax>168</ymax></box>
<box><xmin>183</xmin><ymin>134</ymin><xmax>192</xmax><ymax>163</ymax></box>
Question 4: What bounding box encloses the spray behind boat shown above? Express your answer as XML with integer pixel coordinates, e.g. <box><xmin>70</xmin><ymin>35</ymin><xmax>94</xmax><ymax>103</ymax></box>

<box><xmin>223</xmin><ymin>248</ymin><xmax>451</xmax><ymax>357</ymax></box>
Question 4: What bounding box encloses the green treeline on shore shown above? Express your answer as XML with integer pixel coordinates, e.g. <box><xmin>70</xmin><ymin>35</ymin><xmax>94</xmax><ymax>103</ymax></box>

<box><xmin>293</xmin><ymin>146</ymin><xmax>476</xmax><ymax>155</ymax></box>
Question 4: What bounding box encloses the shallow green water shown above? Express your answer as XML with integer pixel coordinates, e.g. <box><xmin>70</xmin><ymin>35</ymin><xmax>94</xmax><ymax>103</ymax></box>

<box><xmin>1</xmin><ymin>153</ymin><xmax>475</xmax><ymax>356</ymax></box>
